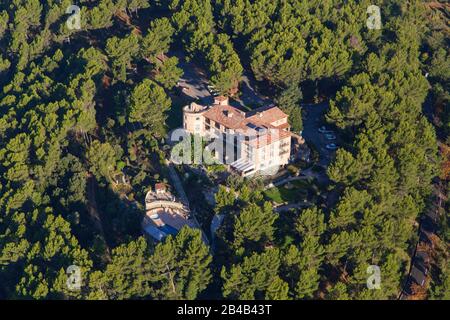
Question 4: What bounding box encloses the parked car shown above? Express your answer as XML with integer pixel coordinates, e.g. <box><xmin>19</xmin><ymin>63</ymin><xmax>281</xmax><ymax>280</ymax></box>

<box><xmin>325</xmin><ymin>133</ymin><xmax>337</xmax><ymax>140</ymax></box>
<box><xmin>318</xmin><ymin>126</ymin><xmax>327</xmax><ymax>133</ymax></box>
<box><xmin>318</xmin><ymin>126</ymin><xmax>333</xmax><ymax>134</ymax></box>
<box><xmin>325</xmin><ymin>143</ymin><xmax>338</xmax><ymax>150</ymax></box>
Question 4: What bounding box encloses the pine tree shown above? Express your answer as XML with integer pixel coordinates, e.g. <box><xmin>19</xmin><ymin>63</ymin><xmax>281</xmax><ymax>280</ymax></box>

<box><xmin>155</xmin><ymin>56</ymin><xmax>183</xmax><ymax>89</ymax></box>
<box><xmin>214</xmin><ymin>185</ymin><xmax>236</xmax><ymax>214</ymax></box>
<box><xmin>129</xmin><ymin>79</ymin><xmax>171</xmax><ymax>137</ymax></box>
<box><xmin>222</xmin><ymin>249</ymin><xmax>281</xmax><ymax>299</ymax></box>
<box><xmin>265</xmin><ymin>276</ymin><xmax>290</xmax><ymax>300</ymax></box>
<box><xmin>233</xmin><ymin>202</ymin><xmax>277</xmax><ymax>251</ymax></box>
<box><xmin>105</xmin><ymin>34</ymin><xmax>140</xmax><ymax>82</ymax></box>
<box><xmin>275</xmin><ymin>83</ymin><xmax>303</xmax><ymax>132</ymax></box>
<box><xmin>86</xmin><ymin>141</ymin><xmax>118</xmax><ymax>182</ymax></box>
<box><xmin>141</xmin><ymin>18</ymin><xmax>175</xmax><ymax>62</ymax></box>
<box><xmin>149</xmin><ymin>227</ymin><xmax>212</xmax><ymax>300</ymax></box>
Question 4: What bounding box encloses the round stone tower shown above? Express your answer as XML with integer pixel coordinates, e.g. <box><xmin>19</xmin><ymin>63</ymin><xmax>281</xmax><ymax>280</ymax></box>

<box><xmin>183</xmin><ymin>102</ymin><xmax>207</xmax><ymax>136</ymax></box>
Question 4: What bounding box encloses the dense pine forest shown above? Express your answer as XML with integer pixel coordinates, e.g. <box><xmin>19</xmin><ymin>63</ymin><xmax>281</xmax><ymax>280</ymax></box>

<box><xmin>0</xmin><ymin>0</ymin><xmax>448</xmax><ymax>300</ymax></box>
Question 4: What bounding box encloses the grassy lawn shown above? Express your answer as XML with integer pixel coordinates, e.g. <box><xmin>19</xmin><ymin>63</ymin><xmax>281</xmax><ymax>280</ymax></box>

<box><xmin>205</xmin><ymin>164</ymin><xmax>227</xmax><ymax>173</ymax></box>
<box><xmin>263</xmin><ymin>180</ymin><xmax>311</xmax><ymax>204</ymax></box>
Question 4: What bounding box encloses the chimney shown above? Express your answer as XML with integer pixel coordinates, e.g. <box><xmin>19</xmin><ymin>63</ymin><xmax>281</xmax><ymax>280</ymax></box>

<box><xmin>155</xmin><ymin>183</ymin><xmax>166</xmax><ymax>194</ymax></box>
<box><xmin>223</xmin><ymin>110</ymin><xmax>233</xmax><ymax>118</ymax></box>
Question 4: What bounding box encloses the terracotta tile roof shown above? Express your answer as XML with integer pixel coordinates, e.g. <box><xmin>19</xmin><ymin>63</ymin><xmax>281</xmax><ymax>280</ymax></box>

<box><xmin>155</xmin><ymin>183</ymin><xmax>167</xmax><ymax>192</ymax></box>
<box><xmin>203</xmin><ymin>103</ymin><xmax>290</xmax><ymax>148</ymax></box>
<box><xmin>273</xmin><ymin>122</ymin><xmax>290</xmax><ymax>129</ymax></box>
<box><xmin>243</xmin><ymin>128</ymin><xmax>291</xmax><ymax>148</ymax></box>
<box><xmin>203</xmin><ymin>104</ymin><xmax>246</xmax><ymax>129</ymax></box>
<box><xmin>247</xmin><ymin>105</ymin><xmax>288</xmax><ymax>125</ymax></box>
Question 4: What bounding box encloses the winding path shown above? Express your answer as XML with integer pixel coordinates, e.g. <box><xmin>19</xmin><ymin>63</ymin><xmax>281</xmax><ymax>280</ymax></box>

<box><xmin>86</xmin><ymin>173</ymin><xmax>111</xmax><ymax>260</ymax></box>
<box><xmin>398</xmin><ymin>181</ymin><xmax>445</xmax><ymax>299</ymax></box>
<box><xmin>166</xmin><ymin>161</ymin><xmax>189</xmax><ymax>206</ymax></box>
<box><xmin>165</xmin><ymin>160</ymin><xmax>209</xmax><ymax>245</ymax></box>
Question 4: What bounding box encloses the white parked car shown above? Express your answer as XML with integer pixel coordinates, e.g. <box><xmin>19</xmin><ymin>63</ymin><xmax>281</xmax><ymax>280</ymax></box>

<box><xmin>318</xmin><ymin>126</ymin><xmax>333</xmax><ymax>134</ymax></box>
<box><xmin>325</xmin><ymin>143</ymin><xmax>338</xmax><ymax>150</ymax></box>
<box><xmin>325</xmin><ymin>133</ymin><xmax>337</xmax><ymax>140</ymax></box>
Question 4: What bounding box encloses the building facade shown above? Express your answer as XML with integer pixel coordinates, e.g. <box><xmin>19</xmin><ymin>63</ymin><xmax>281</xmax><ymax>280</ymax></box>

<box><xmin>183</xmin><ymin>96</ymin><xmax>293</xmax><ymax>176</ymax></box>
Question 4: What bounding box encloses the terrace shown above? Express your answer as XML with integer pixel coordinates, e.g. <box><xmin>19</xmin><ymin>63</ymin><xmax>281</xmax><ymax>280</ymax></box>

<box><xmin>142</xmin><ymin>183</ymin><xmax>194</xmax><ymax>241</ymax></box>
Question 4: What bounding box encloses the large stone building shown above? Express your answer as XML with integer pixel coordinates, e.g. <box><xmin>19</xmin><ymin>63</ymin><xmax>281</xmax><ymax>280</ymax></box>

<box><xmin>183</xmin><ymin>96</ymin><xmax>295</xmax><ymax>176</ymax></box>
